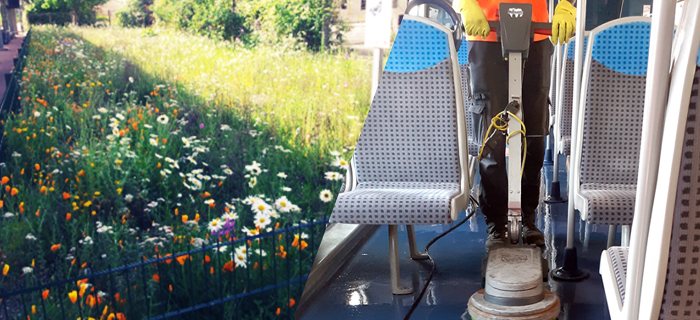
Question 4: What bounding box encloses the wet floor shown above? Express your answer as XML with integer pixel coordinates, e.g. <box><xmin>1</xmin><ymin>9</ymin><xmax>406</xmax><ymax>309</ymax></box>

<box><xmin>299</xmin><ymin>154</ymin><xmax>615</xmax><ymax>320</ymax></box>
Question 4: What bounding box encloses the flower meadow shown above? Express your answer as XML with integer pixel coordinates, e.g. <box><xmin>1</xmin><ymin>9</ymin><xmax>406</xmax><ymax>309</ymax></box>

<box><xmin>0</xmin><ymin>26</ymin><xmax>368</xmax><ymax>319</ymax></box>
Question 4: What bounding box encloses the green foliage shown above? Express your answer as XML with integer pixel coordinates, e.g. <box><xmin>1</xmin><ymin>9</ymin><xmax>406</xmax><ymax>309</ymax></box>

<box><xmin>25</xmin><ymin>0</ymin><xmax>105</xmax><ymax>25</ymax></box>
<box><xmin>149</xmin><ymin>0</ymin><xmax>346</xmax><ymax>50</ymax></box>
<box><xmin>241</xmin><ymin>0</ymin><xmax>347</xmax><ymax>51</ymax></box>
<box><xmin>150</xmin><ymin>0</ymin><xmax>245</xmax><ymax>41</ymax></box>
<box><xmin>115</xmin><ymin>0</ymin><xmax>154</xmax><ymax>27</ymax></box>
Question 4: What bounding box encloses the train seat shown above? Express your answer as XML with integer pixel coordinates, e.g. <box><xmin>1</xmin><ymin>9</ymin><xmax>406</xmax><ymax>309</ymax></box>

<box><xmin>556</xmin><ymin>35</ymin><xmax>588</xmax><ymax>157</ymax></box>
<box><xmin>329</xmin><ymin>15</ymin><xmax>470</xmax><ymax>295</ymax></box>
<box><xmin>573</xmin><ymin>17</ymin><xmax>651</xmax><ymax>236</ymax></box>
<box><xmin>600</xmin><ymin>9</ymin><xmax>700</xmax><ymax>317</ymax></box>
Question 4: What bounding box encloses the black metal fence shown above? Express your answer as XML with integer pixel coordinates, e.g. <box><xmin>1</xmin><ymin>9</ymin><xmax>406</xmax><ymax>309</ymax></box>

<box><xmin>0</xmin><ymin>30</ymin><xmax>329</xmax><ymax>320</ymax></box>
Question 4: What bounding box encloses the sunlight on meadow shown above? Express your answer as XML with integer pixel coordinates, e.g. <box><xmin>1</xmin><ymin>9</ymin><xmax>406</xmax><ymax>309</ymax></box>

<box><xmin>72</xmin><ymin>26</ymin><xmax>372</xmax><ymax>151</ymax></box>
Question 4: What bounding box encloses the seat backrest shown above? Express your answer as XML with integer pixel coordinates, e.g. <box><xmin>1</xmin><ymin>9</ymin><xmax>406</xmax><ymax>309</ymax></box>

<box><xmin>577</xmin><ymin>18</ymin><xmax>651</xmax><ymax>186</ymax></box>
<box><xmin>639</xmin><ymin>45</ymin><xmax>700</xmax><ymax>319</ymax></box>
<box><xmin>637</xmin><ymin>5</ymin><xmax>700</xmax><ymax>317</ymax></box>
<box><xmin>557</xmin><ymin>35</ymin><xmax>587</xmax><ymax>144</ymax></box>
<box><xmin>354</xmin><ymin>16</ymin><xmax>467</xmax><ymax>185</ymax></box>
<box><xmin>457</xmin><ymin>37</ymin><xmax>476</xmax><ymax>145</ymax></box>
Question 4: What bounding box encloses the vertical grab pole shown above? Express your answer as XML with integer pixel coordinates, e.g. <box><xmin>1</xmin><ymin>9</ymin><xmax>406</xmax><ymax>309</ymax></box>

<box><xmin>626</xmin><ymin>0</ymin><xmax>675</xmax><ymax>318</ymax></box>
<box><xmin>545</xmin><ymin>42</ymin><xmax>566</xmax><ymax>203</ymax></box>
<box><xmin>552</xmin><ymin>0</ymin><xmax>589</xmax><ymax>281</ymax></box>
<box><xmin>543</xmin><ymin>0</ymin><xmax>557</xmax><ymax>166</ymax></box>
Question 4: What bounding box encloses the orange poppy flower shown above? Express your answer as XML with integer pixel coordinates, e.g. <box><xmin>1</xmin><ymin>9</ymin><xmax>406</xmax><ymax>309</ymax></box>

<box><xmin>66</xmin><ymin>213</ymin><xmax>71</xmax><ymax>221</ymax></box>
<box><xmin>289</xmin><ymin>299</ymin><xmax>296</xmax><ymax>307</ymax></box>
<box><xmin>152</xmin><ymin>274</ymin><xmax>160</xmax><ymax>283</ymax></box>
<box><xmin>10</xmin><ymin>188</ymin><xmax>18</xmax><ymax>196</ymax></box>
<box><xmin>42</xmin><ymin>290</ymin><xmax>49</xmax><ymax>300</ymax></box>
<box><xmin>222</xmin><ymin>260</ymin><xmax>234</xmax><ymax>273</ymax></box>
<box><xmin>62</xmin><ymin>192</ymin><xmax>71</xmax><ymax>200</ymax></box>
<box><xmin>0</xmin><ymin>176</ymin><xmax>8</xmax><ymax>184</ymax></box>
<box><xmin>86</xmin><ymin>295</ymin><xmax>96</xmax><ymax>308</ymax></box>
<box><xmin>175</xmin><ymin>255</ymin><xmax>189</xmax><ymax>265</ymax></box>
<box><xmin>50</xmin><ymin>244</ymin><xmax>61</xmax><ymax>251</ymax></box>
<box><xmin>34</xmin><ymin>164</ymin><xmax>40</xmax><ymax>171</ymax></box>
<box><xmin>276</xmin><ymin>308</ymin><xmax>281</xmax><ymax>315</ymax></box>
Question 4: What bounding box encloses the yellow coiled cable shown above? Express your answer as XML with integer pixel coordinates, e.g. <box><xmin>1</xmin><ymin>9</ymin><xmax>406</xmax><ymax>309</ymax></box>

<box><xmin>477</xmin><ymin>111</ymin><xmax>527</xmax><ymax>177</ymax></box>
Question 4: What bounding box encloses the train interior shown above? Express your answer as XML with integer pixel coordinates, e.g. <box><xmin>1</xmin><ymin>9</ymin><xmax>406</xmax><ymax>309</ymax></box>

<box><xmin>297</xmin><ymin>0</ymin><xmax>699</xmax><ymax>319</ymax></box>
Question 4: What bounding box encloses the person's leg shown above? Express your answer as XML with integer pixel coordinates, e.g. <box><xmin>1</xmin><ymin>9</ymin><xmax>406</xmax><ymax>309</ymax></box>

<box><xmin>520</xmin><ymin>40</ymin><xmax>553</xmax><ymax>245</ymax></box>
<box><xmin>467</xmin><ymin>41</ymin><xmax>510</xmax><ymax>238</ymax></box>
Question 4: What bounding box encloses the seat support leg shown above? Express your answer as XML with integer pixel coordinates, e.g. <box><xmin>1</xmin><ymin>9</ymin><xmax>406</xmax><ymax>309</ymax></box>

<box><xmin>583</xmin><ymin>221</ymin><xmax>591</xmax><ymax>252</ymax></box>
<box><xmin>406</xmin><ymin>225</ymin><xmax>428</xmax><ymax>260</ymax></box>
<box><xmin>389</xmin><ymin>225</ymin><xmax>412</xmax><ymax>295</ymax></box>
<box><xmin>621</xmin><ymin>225</ymin><xmax>630</xmax><ymax>247</ymax></box>
<box><xmin>607</xmin><ymin>225</ymin><xmax>616</xmax><ymax>248</ymax></box>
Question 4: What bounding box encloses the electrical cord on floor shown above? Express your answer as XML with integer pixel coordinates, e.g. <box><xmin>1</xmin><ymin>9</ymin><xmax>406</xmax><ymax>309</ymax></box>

<box><xmin>403</xmin><ymin>195</ymin><xmax>480</xmax><ymax>320</ymax></box>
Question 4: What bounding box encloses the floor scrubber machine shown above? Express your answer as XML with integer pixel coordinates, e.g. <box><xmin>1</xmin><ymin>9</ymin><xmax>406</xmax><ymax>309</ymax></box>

<box><xmin>467</xmin><ymin>3</ymin><xmax>560</xmax><ymax>320</ymax></box>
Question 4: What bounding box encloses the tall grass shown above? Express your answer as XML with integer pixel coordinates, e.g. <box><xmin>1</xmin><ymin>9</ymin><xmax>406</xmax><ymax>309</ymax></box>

<box><xmin>73</xmin><ymin>26</ymin><xmax>372</xmax><ymax>152</ymax></box>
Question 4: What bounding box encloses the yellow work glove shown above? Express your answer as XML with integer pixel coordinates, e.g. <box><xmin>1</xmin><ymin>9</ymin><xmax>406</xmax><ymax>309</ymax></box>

<box><xmin>551</xmin><ymin>0</ymin><xmax>577</xmax><ymax>45</ymax></box>
<box><xmin>457</xmin><ymin>0</ymin><xmax>490</xmax><ymax>39</ymax></box>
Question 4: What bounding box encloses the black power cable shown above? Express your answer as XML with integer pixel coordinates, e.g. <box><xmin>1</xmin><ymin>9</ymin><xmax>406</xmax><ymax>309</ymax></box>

<box><xmin>403</xmin><ymin>195</ymin><xmax>480</xmax><ymax>320</ymax></box>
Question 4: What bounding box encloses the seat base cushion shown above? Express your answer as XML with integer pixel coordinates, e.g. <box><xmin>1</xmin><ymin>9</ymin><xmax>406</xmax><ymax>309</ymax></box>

<box><xmin>579</xmin><ymin>183</ymin><xmax>636</xmax><ymax>225</ymax></box>
<box><xmin>607</xmin><ymin>246</ymin><xmax>628</xmax><ymax>303</ymax></box>
<box><xmin>329</xmin><ymin>182</ymin><xmax>460</xmax><ymax>225</ymax></box>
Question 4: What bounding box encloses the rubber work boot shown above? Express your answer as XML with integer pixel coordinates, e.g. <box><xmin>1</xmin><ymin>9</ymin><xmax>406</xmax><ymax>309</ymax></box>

<box><xmin>485</xmin><ymin>229</ymin><xmax>506</xmax><ymax>252</ymax></box>
<box><xmin>522</xmin><ymin>224</ymin><xmax>545</xmax><ymax>246</ymax></box>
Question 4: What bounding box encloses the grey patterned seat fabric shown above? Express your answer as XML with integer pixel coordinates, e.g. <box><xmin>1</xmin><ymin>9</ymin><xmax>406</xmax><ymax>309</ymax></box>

<box><xmin>457</xmin><ymin>39</ymin><xmax>480</xmax><ymax>157</ymax></box>
<box><xmin>579</xmin><ymin>184</ymin><xmax>636</xmax><ymax>225</ymax></box>
<box><xmin>561</xmin><ymin>136</ymin><xmax>571</xmax><ymax>156</ymax></box>
<box><xmin>577</xmin><ymin>21</ymin><xmax>650</xmax><ymax>225</ymax></box>
<box><xmin>331</xmin><ymin>182</ymin><xmax>460</xmax><ymax>225</ymax></box>
<box><xmin>330</xmin><ymin>17</ymin><xmax>467</xmax><ymax>225</ymax></box>
<box><xmin>659</xmin><ymin>68</ymin><xmax>700</xmax><ymax>319</ymax></box>
<box><xmin>607</xmin><ymin>246</ymin><xmax>629</xmax><ymax>303</ymax></box>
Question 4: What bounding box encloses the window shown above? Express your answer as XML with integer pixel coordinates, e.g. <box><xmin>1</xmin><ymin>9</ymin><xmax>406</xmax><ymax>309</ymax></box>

<box><xmin>361</xmin><ymin>0</ymin><xmax>366</xmax><ymax>10</ymax></box>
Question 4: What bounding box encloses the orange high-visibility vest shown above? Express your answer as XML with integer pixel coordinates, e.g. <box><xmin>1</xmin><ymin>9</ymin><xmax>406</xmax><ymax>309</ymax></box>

<box><xmin>468</xmin><ymin>0</ymin><xmax>550</xmax><ymax>42</ymax></box>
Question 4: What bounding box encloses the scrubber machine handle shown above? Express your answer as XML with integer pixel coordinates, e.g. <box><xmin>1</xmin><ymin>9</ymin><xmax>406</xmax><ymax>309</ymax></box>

<box><xmin>487</xmin><ymin>3</ymin><xmax>552</xmax><ymax>244</ymax></box>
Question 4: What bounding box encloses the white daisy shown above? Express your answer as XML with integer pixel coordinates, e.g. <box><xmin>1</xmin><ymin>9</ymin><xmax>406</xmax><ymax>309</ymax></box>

<box><xmin>281</xmin><ymin>187</ymin><xmax>292</xmax><ymax>192</ymax></box>
<box><xmin>242</xmin><ymin>226</ymin><xmax>259</xmax><ymax>237</ymax></box>
<box><xmin>157</xmin><ymin>115</ymin><xmax>168</xmax><ymax>124</ymax></box>
<box><xmin>330</xmin><ymin>150</ymin><xmax>341</xmax><ymax>156</ymax></box>
<box><xmin>251</xmin><ymin>200</ymin><xmax>271</xmax><ymax>215</ymax></box>
<box><xmin>248</xmin><ymin>177</ymin><xmax>257</xmax><ymax>188</ymax></box>
<box><xmin>233</xmin><ymin>251</ymin><xmax>247</xmax><ymax>268</ymax></box>
<box><xmin>332</xmin><ymin>157</ymin><xmax>349</xmax><ymax>170</ymax></box>
<box><xmin>319</xmin><ymin>189</ymin><xmax>333</xmax><ymax>203</ymax></box>
<box><xmin>277</xmin><ymin>172</ymin><xmax>287</xmax><ymax>179</ymax></box>
<box><xmin>207</xmin><ymin>218</ymin><xmax>223</xmax><ymax>233</ymax></box>
<box><xmin>325</xmin><ymin>171</ymin><xmax>341</xmax><ymax>180</ymax></box>
<box><xmin>22</xmin><ymin>267</ymin><xmax>33</xmax><ymax>274</ymax></box>
<box><xmin>275</xmin><ymin>196</ymin><xmax>292</xmax><ymax>212</ymax></box>
<box><xmin>254</xmin><ymin>212</ymin><xmax>272</xmax><ymax>229</ymax></box>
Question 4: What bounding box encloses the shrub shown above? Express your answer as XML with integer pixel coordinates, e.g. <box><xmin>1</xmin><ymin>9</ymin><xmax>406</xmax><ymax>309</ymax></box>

<box><xmin>115</xmin><ymin>0</ymin><xmax>154</xmax><ymax>27</ymax></box>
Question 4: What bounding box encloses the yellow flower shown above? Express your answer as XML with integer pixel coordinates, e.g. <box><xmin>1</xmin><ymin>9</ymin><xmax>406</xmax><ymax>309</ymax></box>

<box><xmin>68</xmin><ymin>290</ymin><xmax>77</xmax><ymax>303</ymax></box>
<box><xmin>84</xmin><ymin>201</ymin><xmax>92</xmax><ymax>207</ymax></box>
<box><xmin>94</xmin><ymin>191</ymin><xmax>100</xmax><ymax>196</ymax></box>
<box><xmin>182</xmin><ymin>215</ymin><xmax>188</xmax><ymax>223</ymax></box>
<box><xmin>117</xmin><ymin>188</ymin><xmax>122</xmax><ymax>194</ymax></box>
<box><xmin>2</xmin><ymin>264</ymin><xmax>8</xmax><ymax>276</ymax></box>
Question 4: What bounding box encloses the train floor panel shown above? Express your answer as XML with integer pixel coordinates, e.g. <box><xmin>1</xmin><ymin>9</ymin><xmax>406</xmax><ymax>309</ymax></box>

<box><xmin>300</xmin><ymin>154</ymin><xmax>614</xmax><ymax>320</ymax></box>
